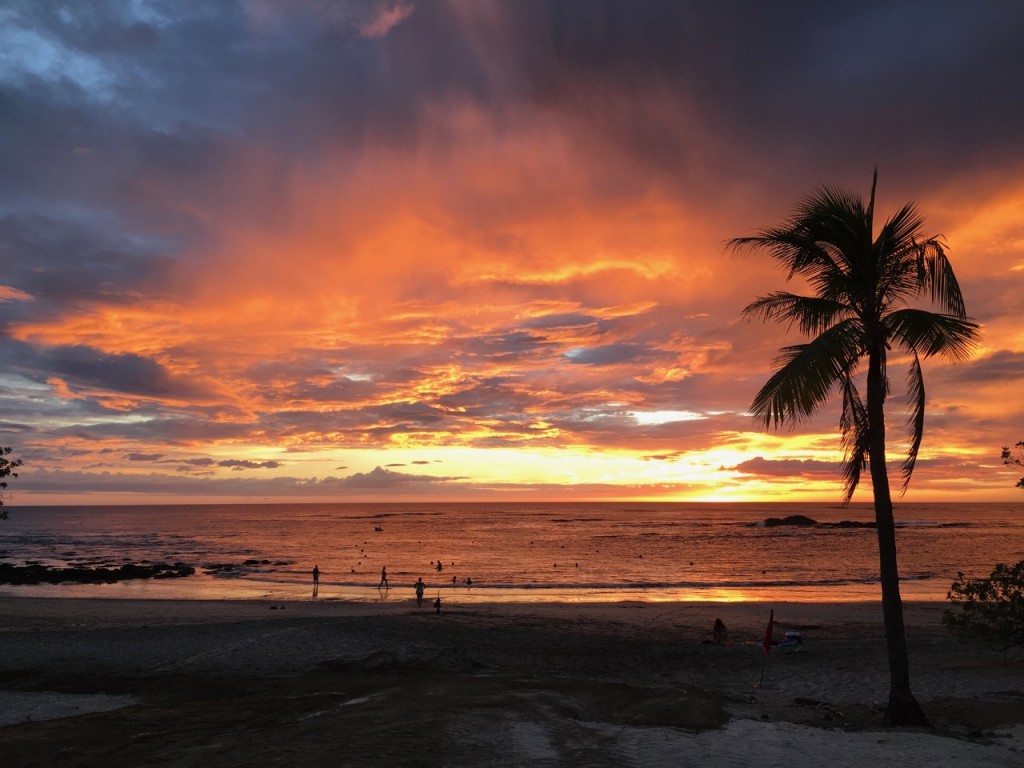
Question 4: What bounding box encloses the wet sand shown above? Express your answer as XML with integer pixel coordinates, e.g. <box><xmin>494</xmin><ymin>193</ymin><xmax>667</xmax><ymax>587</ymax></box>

<box><xmin>1</xmin><ymin>597</ymin><xmax>1022</xmax><ymax>766</ymax></box>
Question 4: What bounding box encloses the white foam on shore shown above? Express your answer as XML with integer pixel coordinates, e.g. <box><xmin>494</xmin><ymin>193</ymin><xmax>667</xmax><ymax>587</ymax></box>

<box><xmin>0</xmin><ymin>691</ymin><xmax>136</xmax><ymax>727</ymax></box>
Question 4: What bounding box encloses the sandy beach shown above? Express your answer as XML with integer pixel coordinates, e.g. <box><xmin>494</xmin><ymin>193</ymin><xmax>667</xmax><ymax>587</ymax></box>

<box><xmin>1</xmin><ymin>596</ymin><xmax>1022</xmax><ymax>767</ymax></box>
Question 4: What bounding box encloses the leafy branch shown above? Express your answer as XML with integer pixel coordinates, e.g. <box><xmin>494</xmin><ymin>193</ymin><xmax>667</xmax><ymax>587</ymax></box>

<box><xmin>0</xmin><ymin>446</ymin><xmax>23</xmax><ymax>521</ymax></box>
<box><xmin>1002</xmin><ymin>441</ymin><xmax>1024</xmax><ymax>490</ymax></box>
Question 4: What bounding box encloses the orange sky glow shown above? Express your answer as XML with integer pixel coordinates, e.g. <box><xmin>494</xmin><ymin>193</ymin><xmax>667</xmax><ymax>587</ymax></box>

<box><xmin>1</xmin><ymin>2</ymin><xmax>1023</xmax><ymax>505</ymax></box>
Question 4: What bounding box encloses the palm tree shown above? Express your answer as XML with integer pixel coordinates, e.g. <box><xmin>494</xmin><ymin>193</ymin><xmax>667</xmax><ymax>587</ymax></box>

<box><xmin>730</xmin><ymin>171</ymin><xmax>979</xmax><ymax>726</ymax></box>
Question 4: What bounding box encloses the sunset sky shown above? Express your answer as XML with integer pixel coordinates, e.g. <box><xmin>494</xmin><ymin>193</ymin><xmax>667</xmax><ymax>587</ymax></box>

<box><xmin>2</xmin><ymin>1</ymin><xmax>1022</xmax><ymax>505</ymax></box>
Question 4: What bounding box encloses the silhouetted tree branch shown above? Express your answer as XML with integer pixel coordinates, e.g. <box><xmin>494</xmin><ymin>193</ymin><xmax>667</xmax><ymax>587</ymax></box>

<box><xmin>0</xmin><ymin>446</ymin><xmax>23</xmax><ymax>521</ymax></box>
<box><xmin>1002</xmin><ymin>441</ymin><xmax>1024</xmax><ymax>490</ymax></box>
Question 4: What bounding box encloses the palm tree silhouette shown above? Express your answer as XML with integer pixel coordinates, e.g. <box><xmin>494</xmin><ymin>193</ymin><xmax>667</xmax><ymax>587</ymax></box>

<box><xmin>731</xmin><ymin>171</ymin><xmax>979</xmax><ymax>725</ymax></box>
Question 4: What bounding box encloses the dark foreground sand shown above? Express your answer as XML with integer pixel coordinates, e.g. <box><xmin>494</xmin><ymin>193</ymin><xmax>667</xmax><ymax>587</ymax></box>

<box><xmin>1</xmin><ymin>597</ymin><xmax>1022</xmax><ymax>767</ymax></box>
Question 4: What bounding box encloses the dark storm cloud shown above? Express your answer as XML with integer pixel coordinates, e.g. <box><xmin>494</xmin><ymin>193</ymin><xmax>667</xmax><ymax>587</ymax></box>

<box><xmin>125</xmin><ymin>452</ymin><xmax>162</xmax><ymax>461</ymax></box>
<box><xmin>466</xmin><ymin>331</ymin><xmax>554</xmax><ymax>362</ymax></box>
<box><xmin>939</xmin><ymin>350</ymin><xmax>1024</xmax><ymax>385</ymax></box>
<box><xmin>218</xmin><ymin>459</ymin><xmax>282</xmax><ymax>471</ymax></box>
<box><xmin>0</xmin><ymin>6</ymin><xmax>252</xmax><ymax>232</ymax></box>
<box><xmin>2</xmin><ymin>341</ymin><xmax>208</xmax><ymax>400</ymax></box>
<box><xmin>239</xmin><ymin>356</ymin><xmax>383</xmax><ymax>405</ymax></box>
<box><xmin>564</xmin><ymin>343</ymin><xmax>653</xmax><ymax>366</ymax></box>
<box><xmin>642</xmin><ymin>452</ymin><xmax>685</xmax><ymax>462</ymax></box>
<box><xmin>522</xmin><ymin>313</ymin><xmax>598</xmax><ymax>330</ymax></box>
<box><xmin>323</xmin><ymin>465</ymin><xmax>465</xmax><ymax>489</ymax></box>
<box><xmin>6</xmin><ymin>0</ymin><xmax>1022</xmax><ymax>215</ymax></box>
<box><xmin>279</xmin><ymin>376</ymin><xmax>380</xmax><ymax>404</ymax></box>
<box><xmin>59</xmin><ymin>417</ymin><xmax>257</xmax><ymax>445</ymax></box>
<box><xmin>0</xmin><ymin>422</ymin><xmax>35</xmax><ymax>434</ymax></box>
<box><xmin>728</xmin><ymin>456</ymin><xmax>840</xmax><ymax>479</ymax></box>
<box><xmin>348</xmin><ymin>1</ymin><xmax>1024</xmax><ymax>205</ymax></box>
<box><xmin>435</xmin><ymin>377</ymin><xmax>540</xmax><ymax>418</ymax></box>
<box><xmin>264</xmin><ymin>400</ymin><xmax>447</xmax><ymax>434</ymax></box>
<box><xmin>173</xmin><ymin>457</ymin><xmax>280</xmax><ymax>473</ymax></box>
<box><xmin>0</xmin><ymin>213</ymin><xmax>176</xmax><ymax>315</ymax></box>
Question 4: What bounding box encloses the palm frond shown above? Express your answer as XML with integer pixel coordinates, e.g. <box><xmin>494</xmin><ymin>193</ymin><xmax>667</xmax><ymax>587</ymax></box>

<box><xmin>877</xmin><ymin>202</ymin><xmax>926</xmax><ymax>256</ymax></box>
<box><xmin>919</xmin><ymin>239</ymin><xmax>969</xmax><ymax>317</ymax></box>
<box><xmin>901</xmin><ymin>352</ymin><xmax>925</xmax><ymax>493</ymax></box>
<box><xmin>866</xmin><ymin>168</ymin><xmax>877</xmax><ymax>235</ymax></box>
<box><xmin>839</xmin><ymin>372</ymin><xmax>869</xmax><ymax>501</ymax></box>
<box><xmin>728</xmin><ymin>230</ymin><xmax>842</xmax><ymax>282</ymax></box>
<box><xmin>793</xmin><ymin>187</ymin><xmax>870</xmax><ymax>277</ymax></box>
<box><xmin>873</xmin><ymin>202</ymin><xmax>969</xmax><ymax>318</ymax></box>
<box><xmin>885</xmin><ymin>308</ymin><xmax>980</xmax><ymax>360</ymax></box>
<box><xmin>749</xmin><ymin>320</ymin><xmax>863</xmax><ymax>428</ymax></box>
<box><xmin>729</xmin><ymin>184</ymin><xmax>873</xmax><ymax>287</ymax></box>
<box><xmin>873</xmin><ymin>203</ymin><xmax>929</xmax><ymax>303</ymax></box>
<box><xmin>742</xmin><ymin>292</ymin><xmax>851</xmax><ymax>336</ymax></box>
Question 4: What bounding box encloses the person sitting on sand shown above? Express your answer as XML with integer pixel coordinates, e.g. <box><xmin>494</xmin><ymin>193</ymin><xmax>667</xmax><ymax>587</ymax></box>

<box><xmin>379</xmin><ymin>566</ymin><xmax>389</xmax><ymax>589</ymax></box>
<box><xmin>415</xmin><ymin>577</ymin><xmax>425</xmax><ymax>607</ymax></box>
<box><xmin>712</xmin><ymin>618</ymin><xmax>729</xmax><ymax>645</ymax></box>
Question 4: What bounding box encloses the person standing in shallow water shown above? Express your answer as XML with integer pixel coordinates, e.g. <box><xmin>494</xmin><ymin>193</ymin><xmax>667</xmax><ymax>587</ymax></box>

<box><xmin>312</xmin><ymin>564</ymin><xmax>319</xmax><ymax>597</ymax></box>
<box><xmin>415</xmin><ymin>576</ymin><xmax>425</xmax><ymax>607</ymax></box>
<box><xmin>379</xmin><ymin>566</ymin><xmax>389</xmax><ymax>589</ymax></box>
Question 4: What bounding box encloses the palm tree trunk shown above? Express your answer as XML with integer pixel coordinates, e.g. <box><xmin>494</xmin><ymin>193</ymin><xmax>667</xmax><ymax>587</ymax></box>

<box><xmin>866</xmin><ymin>348</ymin><xmax>929</xmax><ymax>726</ymax></box>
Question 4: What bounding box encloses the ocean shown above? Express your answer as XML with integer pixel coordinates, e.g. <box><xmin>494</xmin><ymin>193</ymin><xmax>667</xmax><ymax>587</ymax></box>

<box><xmin>1</xmin><ymin>501</ymin><xmax>1021</xmax><ymax>603</ymax></box>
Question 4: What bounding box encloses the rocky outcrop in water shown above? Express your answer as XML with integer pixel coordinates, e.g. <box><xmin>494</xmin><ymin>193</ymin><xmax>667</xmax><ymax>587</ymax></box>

<box><xmin>761</xmin><ymin>515</ymin><xmax>876</xmax><ymax>528</ymax></box>
<box><xmin>0</xmin><ymin>562</ymin><xmax>195</xmax><ymax>585</ymax></box>
<box><xmin>763</xmin><ymin>515</ymin><xmax>817</xmax><ymax>527</ymax></box>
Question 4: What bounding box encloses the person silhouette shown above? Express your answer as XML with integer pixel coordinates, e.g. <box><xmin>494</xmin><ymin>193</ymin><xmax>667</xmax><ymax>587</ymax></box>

<box><xmin>312</xmin><ymin>564</ymin><xmax>320</xmax><ymax>597</ymax></box>
<box><xmin>415</xmin><ymin>576</ymin><xmax>425</xmax><ymax>607</ymax></box>
<box><xmin>379</xmin><ymin>565</ymin><xmax>389</xmax><ymax>589</ymax></box>
<box><xmin>713</xmin><ymin>618</ymin><xmax>729</xmax><ymax>644</ymax></box>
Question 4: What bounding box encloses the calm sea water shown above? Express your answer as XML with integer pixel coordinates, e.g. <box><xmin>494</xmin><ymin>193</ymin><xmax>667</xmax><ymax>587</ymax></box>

<box><xmin>1</xmin><ymin>502</ymin><xmax>1021</xmax><ymax>603</ymax></box>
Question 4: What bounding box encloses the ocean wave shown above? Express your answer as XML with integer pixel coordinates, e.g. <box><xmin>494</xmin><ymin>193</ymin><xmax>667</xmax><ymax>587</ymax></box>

<box><xmin>230</xmin><ymin>574</ymin><xmax>891</xmax><ymax>591</ymax></box>
<box><xmin>856</xmin><ymin>572</ymin><xmax>935</xmax><ymax>584</ymax></box>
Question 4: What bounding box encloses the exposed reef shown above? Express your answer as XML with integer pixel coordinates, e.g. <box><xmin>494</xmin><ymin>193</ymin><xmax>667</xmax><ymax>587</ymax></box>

<box><xmin>0</xmin><ymin>562</ymin><xmax>195</xmax><ymax>585</ymax></box>
<box><xmin>762</xmin><ymin>515</ymin><xmax>876</xmax><ymax>528</ymax></box>
<box><xmin>763</xmin><ymin>514</ymin><xmax>817</xmax><ymax>527</ymax></box>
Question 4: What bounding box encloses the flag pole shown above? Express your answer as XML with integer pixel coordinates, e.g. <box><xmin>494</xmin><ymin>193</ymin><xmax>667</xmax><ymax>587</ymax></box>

<box><xmin>758</xmin><ymin>608</ymin><xmax>774</xmax><ymax>688</ymax></box>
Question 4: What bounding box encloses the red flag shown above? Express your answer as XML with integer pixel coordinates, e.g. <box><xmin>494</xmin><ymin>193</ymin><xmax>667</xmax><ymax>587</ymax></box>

<box><xmin>762</xmin><ymin>609</ymin><xmax>774</xmax><ymax>656</ymax></box>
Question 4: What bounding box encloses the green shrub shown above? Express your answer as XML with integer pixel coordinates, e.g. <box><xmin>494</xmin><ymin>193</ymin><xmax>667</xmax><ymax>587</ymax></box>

<box><xmin>943</xmin><ymin>560</ymin><xmax>1024</xmax><ymax>657</ymax></box>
